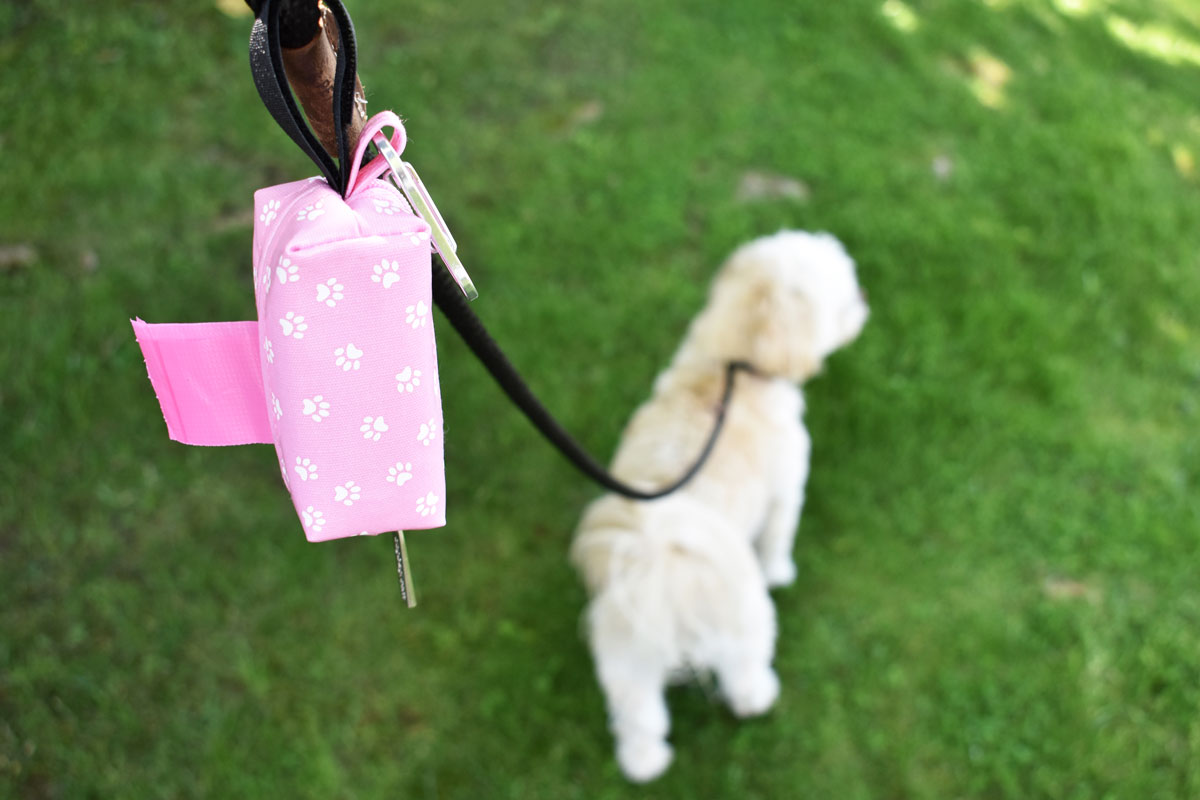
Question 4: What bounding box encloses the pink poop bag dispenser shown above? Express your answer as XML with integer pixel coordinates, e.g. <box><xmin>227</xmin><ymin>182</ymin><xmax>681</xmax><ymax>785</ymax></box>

<box><xmin>133</xmin><ymin>112</ymin><xmax>446</xmax><ymax>541</ymax></box>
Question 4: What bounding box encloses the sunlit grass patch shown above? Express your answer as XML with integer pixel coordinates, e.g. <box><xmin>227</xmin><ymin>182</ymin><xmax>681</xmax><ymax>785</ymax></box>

<box><xmin>881</xmin><ymin>0</ymin><xmax>920</xmax><ymax>33</ymax></box>
<box><xmin>1105</xmin><ymin>15</ymin><xmax>1200</xmax><ymax>68</ymax></box>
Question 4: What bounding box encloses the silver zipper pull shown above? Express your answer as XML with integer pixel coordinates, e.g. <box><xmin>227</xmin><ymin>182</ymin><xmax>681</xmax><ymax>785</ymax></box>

<box><xmin>373</xmin><ymin>134</ymin><xmax>478</xmax><ymax>301</ymax></box>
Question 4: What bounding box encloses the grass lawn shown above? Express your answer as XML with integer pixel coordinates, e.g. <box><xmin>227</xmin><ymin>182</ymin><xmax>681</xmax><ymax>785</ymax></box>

<box><xmin>3</xmin><ymin>0</ymin><xmax>1200</xmax><ymax>796</ymax></box>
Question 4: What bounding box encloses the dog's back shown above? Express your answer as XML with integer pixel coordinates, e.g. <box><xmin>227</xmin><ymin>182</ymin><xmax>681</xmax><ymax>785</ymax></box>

<box><xmin>572</xmin><ymin>493</ymin><xmax>773</xmax><ymax>670</ymax></box>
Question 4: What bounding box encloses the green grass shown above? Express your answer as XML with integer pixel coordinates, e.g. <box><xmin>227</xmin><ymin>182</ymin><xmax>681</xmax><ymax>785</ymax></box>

<box><xmin>3</xmin><ymin>0</ymin><xmax>1200</xmax><ymax>796</ymax></box>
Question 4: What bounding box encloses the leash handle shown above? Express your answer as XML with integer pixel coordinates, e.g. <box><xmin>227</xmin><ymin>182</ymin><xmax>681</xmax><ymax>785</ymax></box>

<box><xmin>431</xmin><ymin>266</ymin><xmax>749</xmax><ymax>501</ymax></box>
<box><xmin>250</xmin><ymin>0</ymin><xmax>360</xmax><ymax>195</ymax></box>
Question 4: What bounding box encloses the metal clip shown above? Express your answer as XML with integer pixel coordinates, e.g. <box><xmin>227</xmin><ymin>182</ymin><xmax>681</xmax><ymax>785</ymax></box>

<box><xmin>373</xmin><ymin>134</ymin><xmax>478</xmax><ymax>301</ymax></box>
<box><xmin>393</xmin><ymin>531</ymin><xmax>417</xmax><ymax>608</ymax></box>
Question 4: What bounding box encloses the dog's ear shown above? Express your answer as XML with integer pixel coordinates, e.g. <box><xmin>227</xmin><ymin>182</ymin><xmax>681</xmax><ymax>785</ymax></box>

<box><xmin>746</xmin><ymin>282</ymin><xmax>820</xmax><ymax>381</ymax></box>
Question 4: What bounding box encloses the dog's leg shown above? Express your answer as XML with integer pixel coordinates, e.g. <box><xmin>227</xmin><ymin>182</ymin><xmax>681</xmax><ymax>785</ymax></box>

<box><xmin>590</xmin><ymin>624</ymin><xmax>674</xmax><ymax>782</ymax></box>
<box><xmin>756</xmin><ymin>423</ymin><xmax>811</xmax><ymax>587</ymax></box>
<box><xmin>596</xmin><ymin>650</ymin><xmax>673</xmax><ymax>782</ymax></box>
<box><xmin>714</xmin><ymin>585</ymin><xmax>780</xmax><ymax>717</ymax></box>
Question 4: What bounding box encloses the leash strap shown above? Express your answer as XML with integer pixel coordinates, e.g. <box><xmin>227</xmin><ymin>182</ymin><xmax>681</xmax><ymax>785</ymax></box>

<box><xmin>250</xmin><ymin>0</ymin><xmax>358</xmax><ymax>195</ymax></box>
<box><xmin>431</xmin><ymin>266</ymin><xmax>751</xmax><ymax>501</ymax></box>
<box><xmin>250</xmin><ymin>0</ymin><xmax>745</xmax><ymax>501</ymax></box>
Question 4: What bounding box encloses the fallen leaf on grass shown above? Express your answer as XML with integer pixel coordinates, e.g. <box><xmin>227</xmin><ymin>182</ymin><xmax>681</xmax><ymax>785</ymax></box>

<box><xmin>567</xmin><ymin>100</ymin><xmax>604</xmax><ymax>130</ymax></box>
<box><xmin>1042</xmin><ymin>575</ymin><xmax>1101</xmax><ymax>604</ymax></box>
<box><xmin>932</xmin><ymin>154</ymin><xmax>954</xmax><ymax>181</ymax></box>
<box><xmin>0</xmin><ymin>244</ymin><xmax>37</xmax><ymax>271</ymax></box>
<box><xmin>735</xmin><ymin>170</ymin><xmax>810</xmax><ymax>203</ymax></box>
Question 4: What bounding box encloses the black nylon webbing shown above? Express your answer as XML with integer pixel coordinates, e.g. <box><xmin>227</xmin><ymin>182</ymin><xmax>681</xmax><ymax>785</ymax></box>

<box><xmin>250</xmin><ymin>0</ymin><xmax>358</xmax><ymax>195</ymax></box>
<box><xmin>431</xmin><ymin>266</ymin><xmax>752</xmax><ymax>500</ymax></box>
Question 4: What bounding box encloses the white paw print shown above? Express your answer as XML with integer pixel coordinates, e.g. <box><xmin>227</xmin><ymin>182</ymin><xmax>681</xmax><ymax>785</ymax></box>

<box><xmin>335</xmin><ymin>343</ymin><xmax>363</xmax><ymax>371</ymax></box>
<box><xmin>259</xmin><ymin>199</ymin><xmax>280</xmax><ymax>225</ymax></box>
<box><xmin>405</xmin><ymin>301</ymin><xmax>428</xmax><ymax>329</ymax></box>
<box><xmin>395</xmin><ymin>367</ymin><xmax>422</xmax><ymax>393</ymax></box>
<box><xmin>386</xmin><ymin>462</ymin><xmax>414</xmax><ymax>486</ymax></box>
<box><xmin>315</xmin><ymin>278</ymin><xmax>344</xmax><ymax>307</ymax></box>
<box><xmin>264</xmin><ymin>338</ymin><xmax>274</xmax><ymax>364</ymax></box>
<box><xmin>372</xmin><ymin>195</ymin><xmax>412</xmax><ymax>216</ymax></box>
<box><xmin>415</xmin><ymin>491</ymin><xmax>439</xmax><ymax>518</ymax></box>
<box><xmin>301</xmin><ymin>395</ymin><xmax>330</xmax><ymax>422</ymax></box>
<box><xmin>417</xmin><ymin>418</ymin><xmax>438</xmax><ymax>446</ymax></box>
<box><xmin>297</xmin><ymin>200</ymin><xmax>325</xmax><ymax>221</ymax></box>
<box><xmin>371</xmin><ymin>260</ymin><xmax>402</xmax><ymax>289</ymax></box>
<box><xmin>279</xmin><ymin>311</ymin><xmax>307</xmax><ymax>339</ymax></box>
<box><xmin>276</xmin><ymin>257</ymin><xmax>299</xmax><ymax>286</ymax></box>
<box><xmin>360</xmin><ymin>415</ymin><xmax>388</xmax><ymax>442</ymax></box>
<box><xmin>271</xmin><ymin>393</ymin><xmax>283</xmax><ymax>420</ymax></box>
<box><xmin>302</xmin><ymin>505</ymin><xmax>325</xmax><ymax>533</ymax></box>
<box><xmin>261</xmin><ymin>262</ymin><xmax>272</xmax><ymax>293</ymax></box>
<box><xmin>278</xmin><ymin>457</ymin><xmax>290</xmax><ymax>490</ymax></box>
<box><xmin>294</xmin><ymin>457</ymin><xmax>319</xmax><ymax>482</ymax></box>
<box><xmin>408</xmin><ymin>230</ymin><xmax>430</xmax><ymax>246</ymax></box>
<box><xmin>334</xmin><ymin>481</ymin><xmax>362</xmax><ymax>506</ymax></box>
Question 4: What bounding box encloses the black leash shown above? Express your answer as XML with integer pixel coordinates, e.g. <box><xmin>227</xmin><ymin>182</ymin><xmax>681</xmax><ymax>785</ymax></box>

<box><xmin>249</xmin><ymin>0</ymin><xmax>749</xmax><ymax>501</ymax></box>
<box><xmin>432</xmin><ymin>264</ymin><xmax>755</xmax><ymax>500</ymax></box>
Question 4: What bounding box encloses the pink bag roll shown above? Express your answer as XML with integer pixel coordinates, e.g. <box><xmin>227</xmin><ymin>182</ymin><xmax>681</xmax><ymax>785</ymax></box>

<box><xmin>134</xmin><ymin>111</ymin><xmax>446</xmax><ymax>541</ymax></box>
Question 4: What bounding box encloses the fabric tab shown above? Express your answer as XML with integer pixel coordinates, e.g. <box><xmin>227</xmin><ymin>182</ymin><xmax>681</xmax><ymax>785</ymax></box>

<box><xmin>131</xmin><ymin>319</ymin><xmax>273</xmax><ymax>446</ymax></box>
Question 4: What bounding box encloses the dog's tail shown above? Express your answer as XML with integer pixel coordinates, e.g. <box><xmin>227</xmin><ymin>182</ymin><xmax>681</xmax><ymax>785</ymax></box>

<box><xmin>571</xmin><ymin>495</ymin><xmax>770</xmax><ymax>665</ymax></box>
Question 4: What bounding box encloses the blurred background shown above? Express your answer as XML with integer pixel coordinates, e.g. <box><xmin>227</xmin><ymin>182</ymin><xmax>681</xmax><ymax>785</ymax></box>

<box><xmin>2</xmin><ymin>0</ymin><xmax>1199</xmax><ymax>796</ymax></box>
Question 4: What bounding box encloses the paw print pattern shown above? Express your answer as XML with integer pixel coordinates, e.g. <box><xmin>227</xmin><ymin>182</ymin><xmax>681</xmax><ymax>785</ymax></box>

<box><xmin>335</xmin><ymin>343</ymin><xmax>363</xmax><ymax>371</ymax></box>
<box><xmin>395</xmin><ymin>367</ymin><xmax>421</xmax><ymax>393</ymax></box>
<box><xmin>371</xmin><ymin>260</ymin><xmax>402</xmax><ymax>289</ymax></box>
<box><xmin>301</xmin><ymin>395</ymin><xmax>330</xmax><ymax>422</ymax></box>
<box><xmin>372</xmin><ymin>195</ymin><xmax>412</xmax><ymax>216</ymax></box>
<box><xmin>259</xmin><ymin>199</ymin><xmax>280</xmax><ymax>226</ymax></box>
<box><xmin>407</xmin><ymin>230</ymin><xmax>431</xmax><ymax>246</ymax></box>
<box><xmin>278</xmin><ymin>457</ymin><xmax>290</xmax><ymax>490</ymax></box>
<box><xmin>279</xmin><ymin>311</ymin><xmax>307</xmax><ymax>339</ymax></box>
<box><xmin>264</xmin><ymin>338</ymin><xmax>274</xmax><ymax>364</ymax></box>
<box><xmin>334</xmin><ymin>481</ymin><xmax>361</xmax><ymax>506</ymax></box>
<box><xmin>417</xmin><ymin>418</ymin><xmax>438</xmax><ymax>446</ymax></box>
<box><xmin>296</xmin><ymin>200</ymin><xmax>325</xmax><ymax>221</ymax></box>
<box><xmin>415</xmin><ymin>491</ymin><xmax>439</xmax><ymax>518</ymax></box>
<box><xmin>315</xmin><ymin>278</ymin><xmax>344</xmax><ymax>307</ymax></box>
<box><xmin>294</xmin><ymin>457</ymin><xmax>318</xmax><ymax>482</ymax></box>
<box><xmin>272</xmin><ymin>393</ymin><xmax>283</xmax><ymax>420</ymax></box>
<box><xmin>387</xmin><ymin>462</ymin><xmax>414</xmax><ymax>486</ymax></box>
<box><xmin>405</xmin><ymin>301</ymin><xmax>429</xmax><ymax>329</ymax></box>
<box><xmin>302</xmin><ymin>505</ymin><xmax>325</xmax><ymax>533</ymax></box>
<box><xmin>276</xmin><ymin>257</ymin><xmax>299</xmax><ymax>286</ymax></box>
<box><xmin>261</xmin><ymin>262</ymin><xmax>272</xmax><ymax>293</ymax></box>
<box><xmin>360</xmin><ymin>416</ymin><xmax>388</xmax><ymax>442</ymax></box>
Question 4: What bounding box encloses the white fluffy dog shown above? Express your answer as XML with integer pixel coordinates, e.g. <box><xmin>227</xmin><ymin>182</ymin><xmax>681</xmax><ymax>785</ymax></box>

<box><xmin>569</xmin><ymin>231</ymin><xmax>869</xmax><ymax>782</ymax></box>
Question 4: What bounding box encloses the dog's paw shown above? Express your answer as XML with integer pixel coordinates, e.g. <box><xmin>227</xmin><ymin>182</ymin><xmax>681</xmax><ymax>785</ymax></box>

<box><xmin>726</xmin><ymin>668</ymin><xmax>780</xmax><ymax>718</ymax></box>
<box><xmin>762</xmin><ymin>559</ymin><xmax>798</xmax><ymax>588</ymax></box>
<box><xmin>617</xmin><ymin>737</ymin><xmax>673</xmax><ymax>783</ymax></box>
